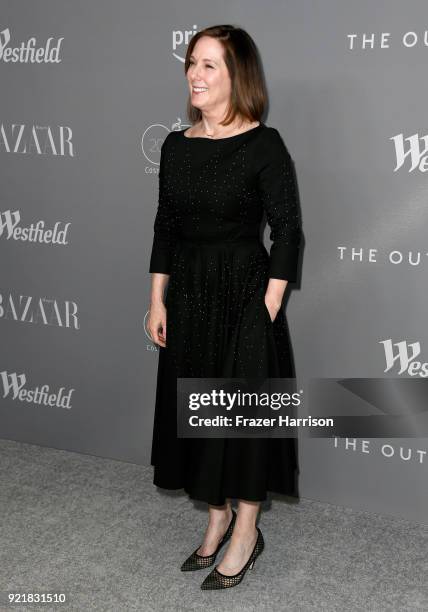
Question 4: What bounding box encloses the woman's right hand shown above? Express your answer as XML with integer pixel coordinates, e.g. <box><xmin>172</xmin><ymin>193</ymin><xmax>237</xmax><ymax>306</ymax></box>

<box><xmin>148</xmin><ymin>300</ymin><xmax>167</xmax><ymax>347</ymax></box>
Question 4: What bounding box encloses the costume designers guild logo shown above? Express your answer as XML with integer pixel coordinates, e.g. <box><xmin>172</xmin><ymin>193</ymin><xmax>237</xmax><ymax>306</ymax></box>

<box><xmin>144</xmin><ymin>309</ymin><xmax>157</xmax><ymax>352</ymax></box>
<box><xmin>0</xmin><ymin>27</ymin><xmax>64</xmax><ymax>63</ymax></box>
<box><xmin>380</xmin><ymin>338</ymin><xmax>428</xmax><ymax>377</ymax></box>
<box><xmin>141</xmin><ymin>119</ymin><xmax>189</xmax><ymax>167</ymax></box>
<box><xmin>0</xmin><ymin>209</ymin><xmax>71</xmax><ymax>245</ymax></box>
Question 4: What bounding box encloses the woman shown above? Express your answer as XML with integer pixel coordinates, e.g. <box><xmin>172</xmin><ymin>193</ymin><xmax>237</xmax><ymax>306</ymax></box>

<box><xmin>148</xmin><ymin>24</ymin><xmax>302</xmax><ymax>590</ymax></box>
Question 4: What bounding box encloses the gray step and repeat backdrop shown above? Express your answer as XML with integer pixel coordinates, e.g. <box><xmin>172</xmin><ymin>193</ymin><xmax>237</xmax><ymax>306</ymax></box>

<box><xmin>1</xmin><ymin>1</ymin><xmax>427</xmax><ymax>525</ymax></box>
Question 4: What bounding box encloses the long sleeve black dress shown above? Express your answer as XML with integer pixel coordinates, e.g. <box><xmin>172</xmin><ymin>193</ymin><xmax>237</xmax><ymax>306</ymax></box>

<box><xmin>149</xmin><ymin>122</ymin><xmax>302</xmax><ymax>506</ymax></box>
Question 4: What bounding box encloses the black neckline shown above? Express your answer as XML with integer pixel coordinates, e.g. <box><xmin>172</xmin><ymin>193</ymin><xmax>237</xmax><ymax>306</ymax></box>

<box><xmin>181</xmin><ymin>122</ymin><xmax>264</xmax><ymax>142</ymax></box>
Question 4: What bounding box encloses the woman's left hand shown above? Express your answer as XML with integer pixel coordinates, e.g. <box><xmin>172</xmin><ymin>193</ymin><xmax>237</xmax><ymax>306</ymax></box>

<box><xmin>264</xmin><ymin>295</ymin><xmax>282</xmax><ymax>323</ymax></box>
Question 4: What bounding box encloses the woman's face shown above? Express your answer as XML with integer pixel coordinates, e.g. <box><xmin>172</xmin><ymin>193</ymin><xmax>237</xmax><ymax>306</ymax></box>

<box><xmin>186</xmin><ymin>36</ymin><xmax>232</xmax><ymax>114</ymax></box>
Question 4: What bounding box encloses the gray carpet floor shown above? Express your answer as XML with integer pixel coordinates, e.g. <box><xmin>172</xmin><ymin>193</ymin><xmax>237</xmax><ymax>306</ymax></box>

<box><xmin>0</xmin><ymin>438</ymin><xmax>427</xmax><ymax>612</ymax></box>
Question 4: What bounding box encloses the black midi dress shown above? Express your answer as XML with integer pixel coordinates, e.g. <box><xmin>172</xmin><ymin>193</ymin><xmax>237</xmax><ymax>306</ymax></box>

<box><xmin>148</xmin><ymin>122</ymin><xmax>302</xmax><ymax>506</ymax></box>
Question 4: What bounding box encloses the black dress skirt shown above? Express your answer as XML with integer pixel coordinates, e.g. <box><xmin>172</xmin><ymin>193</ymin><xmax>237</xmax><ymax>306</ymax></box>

<box><xmin>149</xmin><ymin>122</ymin><xmax>302</xmax><ymax>506</ymax></box>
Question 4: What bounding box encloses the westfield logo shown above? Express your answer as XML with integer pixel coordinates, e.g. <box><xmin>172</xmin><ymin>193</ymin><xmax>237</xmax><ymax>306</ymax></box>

<box><xmin>380</xmin><ymin>339</ymin><xmax>428</xmax><ymax>376</ymax></box>
<box><xmin>390</xmin><ymin>133</ymin><xmax>428</xmax><ymax>172</ymax></box>
<box><xmin>0</xmin><ymin>209</ymin><xmax>71</xmax><ymax>244</ymax></box>
<box><xmin>0</xmin><ymin>370</ymin><xmax>74</xmax><ymax>409</ymax></box>
<box><xmin>0</xmin><ymin>27</ymin><xmax>64</xmax><ymax>63</ymax></box>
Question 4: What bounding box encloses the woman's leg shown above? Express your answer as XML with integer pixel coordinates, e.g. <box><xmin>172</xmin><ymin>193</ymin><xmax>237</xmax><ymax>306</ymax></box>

<box><xmin>216</xmin><ymin>499</ymin><xmax>260</xmax><ymax>575</ymax></box>
<box><xmin>197</xmin><ymin>500</ymin><xmax>233</xmax><ymax>556</ymax></box>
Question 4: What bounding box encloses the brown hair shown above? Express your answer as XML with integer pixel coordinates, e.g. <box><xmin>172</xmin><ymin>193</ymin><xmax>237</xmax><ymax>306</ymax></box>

<box><xmin>184</xmin><ymin>24</ymin><xmax>268</xmax><ymax>127</ymax></box>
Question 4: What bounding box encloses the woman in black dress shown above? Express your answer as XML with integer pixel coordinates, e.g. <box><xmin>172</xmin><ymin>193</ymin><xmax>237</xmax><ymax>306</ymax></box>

<box><xmin>148</xmin><ymin>24</ymin><xmax>302</xmax><ymax>590</ymax></box>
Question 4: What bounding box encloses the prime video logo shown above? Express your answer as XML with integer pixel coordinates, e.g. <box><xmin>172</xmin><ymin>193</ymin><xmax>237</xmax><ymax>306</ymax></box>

<box><xmin>172</xmin><ymin>26</ymin><xmax>199</xmax><ymax>62</ymax></box>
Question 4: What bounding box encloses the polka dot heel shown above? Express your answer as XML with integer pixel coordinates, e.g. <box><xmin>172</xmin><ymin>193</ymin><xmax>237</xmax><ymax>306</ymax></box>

<box><xmin>200</xmin><ymin>527</ymin><xmax>264</xmax><ymax>590</ymax></box>
<box><xmin>180</xmin><ymin>509</ymin><xmax>237</xmax><ymax>571</ymax></box>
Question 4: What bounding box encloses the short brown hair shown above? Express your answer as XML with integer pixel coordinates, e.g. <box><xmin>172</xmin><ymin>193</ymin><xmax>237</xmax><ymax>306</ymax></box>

<box><xmin>184</xmin><ymin>24</ymin><xmax>268</xmax><ymax>127</ymax></box>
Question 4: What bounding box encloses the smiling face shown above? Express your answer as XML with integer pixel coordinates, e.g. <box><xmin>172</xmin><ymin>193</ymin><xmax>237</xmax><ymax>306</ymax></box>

<box><xmin>186</xmin><ymin>36</ymin><xmax>232</xmax><ymax>115</ymax></box>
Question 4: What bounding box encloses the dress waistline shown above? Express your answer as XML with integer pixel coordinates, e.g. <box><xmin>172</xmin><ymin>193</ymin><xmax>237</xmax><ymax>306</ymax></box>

<box><xmin>177</xmin><ymin>236</ymin><xmax>261</xmax><ymax>245</ymax></box>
